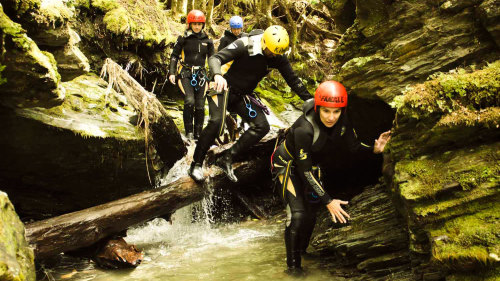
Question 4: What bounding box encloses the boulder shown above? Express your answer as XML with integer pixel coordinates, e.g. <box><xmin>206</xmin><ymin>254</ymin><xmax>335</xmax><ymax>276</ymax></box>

<box><xmin>0</xmin><ymin>74</ymin><xmax>166</xmax><ymax>220</ymax></box>
<box><xmin>0</xmin><ymin>5</ymin><xmax>64</xmax><ymax>109</ymax></box>
<box><xmin>0</xmin><ymin>191</ymin><xmax>35</xmax><ymax>281</ymax></box>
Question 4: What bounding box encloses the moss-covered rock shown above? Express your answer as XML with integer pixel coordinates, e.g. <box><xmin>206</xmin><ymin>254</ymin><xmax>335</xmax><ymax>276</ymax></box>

<box><xmin>0</xmin><ymin>5</ymin><xmax>64</xmax><ymax>108</ymax></box>
<box><xmin>0</xmin><ymin>191</ymin><xmax>35</xmax><ymax>281</ymax></box>
<box><xmin>0</xmin><ymin>74</ymin><xmax>152</xmax><ymax>220</ymax></box>
<box><xmin>388</xmin><ymin>61</ymin><xmax>500</xmax><ymax>159</ymax></box>
<box><xmin>388</xmin><ymin>61</ymin><xmax>500</xmax><ymax>278</ymax></box>
<box><xmin>86</xmin><ymin>0</ymin><xmax>174</xmax><ymax>46</ymax></box>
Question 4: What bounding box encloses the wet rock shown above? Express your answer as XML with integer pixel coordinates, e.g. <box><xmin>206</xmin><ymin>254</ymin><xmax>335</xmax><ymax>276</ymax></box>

<box><xmin>93</xmin><ymin>237</ymin><xmax>143</xmax><ymax>269</ymax></box>
<box><xmin>476</xmin><ymin>0</ymin><xmax>500</xmax><ymax>47</ymax></box>
<box><xmin>312</xmin><ymin>184</ymin><xmax>415</xmax><ymax>280</ymax></box>
<box><xmin>0</xmin><ymin>5</ymin><xmax>64</xmax><ymax>109</ymax></box>
<box><xmin>331</xmin><ymin>0</ymin><xmax>499</xmax><ymax>103</ymax></box>
<box><xmin>0</xmin><ymin>74</ymin><xmax>163</xmax><ymax>220</ymax></box>
<box><xmin>0</xmin><ymin>191</ymin><xmax>36</xmax><ymax>281</ymax></box>
<box><xmin>49</xmin><ymin>27</ymin><xmax>90</xmax><ymax>81</ymax></box>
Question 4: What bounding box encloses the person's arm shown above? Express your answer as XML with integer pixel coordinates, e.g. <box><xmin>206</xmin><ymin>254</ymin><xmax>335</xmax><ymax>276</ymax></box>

<box><xmin>343</xmin><ymin>119</ymin><xmax>374</xmax><ymax>155</ymax></box>
<box><xmin>169</xmin><ymin>36</ymin><xmax>184</xmax><ymax>75</ymax></box>
<box><xmin>208</xmin><ymin>38</ymin><xmax>247</xmax><ymax>78</ymax></box>
<box><xmin>293</xmin><ymin>126</ymin><xmax>332</xmax><ymax>205</ymax></box>
<box><xmin>275</xmin><ymin>56</ymin><xmax>311</xmax><ymax>101</ymax></box>
<box><xmin>294</xmin><ymin>125</ymin><xmax>350</xmax><ymax>223</ymax></box>
<box><xmin>208</xmin><ymin>39</ymin><xmax>215</xmax><ymax>58</ymax></box>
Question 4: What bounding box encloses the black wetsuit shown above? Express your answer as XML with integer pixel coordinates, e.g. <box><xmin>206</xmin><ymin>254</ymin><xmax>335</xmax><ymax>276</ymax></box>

<box><xmin>169</xmin><ymin>30</ymin><xmax>214</xmax><ymax>138</ymax></box>
<box><xmin>218</xmin><ymin>30</ymin><xmax>247</xmax><ymax>125</ymax></box>
<box><xmin>192</xmin><ymin>31</ymin><xmax>311</xmax><ymax>165</ymax></box>
<box><xmin>271</xmin><ymin>99</ymin><xmax>372</xmax><ymax>269</ymax></box>
<box><xmin>218</xmin><ymin>30</ymin><xmax>247</xmax><ymax>51</ymax></box>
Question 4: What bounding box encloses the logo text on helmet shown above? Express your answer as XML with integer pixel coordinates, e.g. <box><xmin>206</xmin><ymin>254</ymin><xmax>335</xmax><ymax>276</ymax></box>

<box><xmin>320</xmin><ymin>96</ymin><xmax>345</xmax><ymax>103</ymax></box>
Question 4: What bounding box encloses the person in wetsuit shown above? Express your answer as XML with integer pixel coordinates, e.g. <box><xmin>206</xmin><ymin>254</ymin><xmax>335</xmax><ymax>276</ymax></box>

<box><xmin>218</xmin><ymin>16</ymin><xmax>246</xmax><ymax>52</ymax></box>
<box><xmin>218</xmin><ymin>16</ymin><xmax>247</xmax><ymax>137</ymax></box>
<box><xmin>169</xmin><ymin>10</ymin><xmax>214</xmax><ymax>140</ymax></box>
<box><xmin>189</xmin><ymin>25</ymin><xmax>311</xmax><ymax>183</ymax></box>
<box><xmin>271</xmin><ymin>81</ymin><xmax>391</xmax><ymax>276</ymax></box>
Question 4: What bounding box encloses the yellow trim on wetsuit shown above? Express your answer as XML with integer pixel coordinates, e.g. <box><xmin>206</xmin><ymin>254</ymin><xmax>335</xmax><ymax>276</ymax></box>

<box><xmin>283</xmin><ymin>141</ymin><xmax>294</xmax><ymax>160</ymax></box>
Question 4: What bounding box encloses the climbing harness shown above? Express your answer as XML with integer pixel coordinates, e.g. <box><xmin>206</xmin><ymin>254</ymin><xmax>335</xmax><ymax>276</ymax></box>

<box><xmin>182</xmin><ymin>65</ymin><xmax>206</xmax><ymax>90</ymax></box>
<box><xmin>244</xmin><ymin>96</ymin><xmax>257</xmax><ymax>118</ymax></box>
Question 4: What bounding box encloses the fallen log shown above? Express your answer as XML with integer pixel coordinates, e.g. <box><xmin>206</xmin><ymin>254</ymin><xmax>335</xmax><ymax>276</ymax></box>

<box><xmin>25</xmin><ymin>176</ymin><xmax>205</xmax><ymax>260</ymax></box>
<box><xmin>26</xmin><ymin>132</ymin><xmax>278</xmax><ymax>260</ymax></box>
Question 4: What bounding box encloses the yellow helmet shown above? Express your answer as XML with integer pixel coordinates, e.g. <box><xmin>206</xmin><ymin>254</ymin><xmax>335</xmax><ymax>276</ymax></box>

<box><xmin>261</xmin><ymin>25</ymin><xmax>289</xmax><ymax>55</ymax></box>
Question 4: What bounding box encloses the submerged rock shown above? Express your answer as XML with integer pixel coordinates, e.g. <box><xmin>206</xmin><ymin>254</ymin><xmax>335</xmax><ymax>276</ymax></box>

<box><xmin>93</xmin><ymin>237</ymin><xmax>143</xmax><ymax>269</ymax></box>
<box><xmin>0</xmin><ymin>191</ymin><xmax>35</xmax><ymax>281</ymax></box>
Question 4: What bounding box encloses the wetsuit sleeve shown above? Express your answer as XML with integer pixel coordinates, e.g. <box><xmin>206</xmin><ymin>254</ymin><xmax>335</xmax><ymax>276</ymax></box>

<box><xmin>343</xmin><ymin>120</ymin><xmax>373</xmax><ymax>154</ymax></box>
<box><xmin>275</xmin><ymin>56</ymin><xmax>312</xmax><ymax>101</ymax></box>
<box><xmin>218</xmin><ymin>36</ymin><xmax>229</xmax><ymax>51</ymax></box>
<box><xmin>169</xmin><ymin>36</ymin><xmax>184</xmax><ymax>75</ymax></box>
<box><xmin>208</xmin><ymin>39</ymin><xmax>215</xmax><ymax>58</ymax></box>
<box><xmin>209</xmin><ymin>38</ymin><xmax>246</xmax><ymax>77</ymax></box>
<box><xmin>293</xmin><ymin>125</ymin><xmax>333</xmax><ymax>205</ymax></box>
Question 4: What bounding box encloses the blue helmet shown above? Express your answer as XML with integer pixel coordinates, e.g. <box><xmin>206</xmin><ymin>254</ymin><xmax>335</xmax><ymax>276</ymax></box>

<box><xmin>229</xmin><ymin>16</ymin><xmax>243</xmax><ymax>29</ymax></box>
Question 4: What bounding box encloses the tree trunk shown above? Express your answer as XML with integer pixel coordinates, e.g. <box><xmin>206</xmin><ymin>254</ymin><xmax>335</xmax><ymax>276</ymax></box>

<box><xmin>263</xmin><ymin>0</ymin><xmax>273</xmax><ymax>27</ymax></box>
<box><xmin>277</xmin><ymin>0</ymin><xmax>299</xmax><ymax>60</ymax></box>
<box><xmin>171</xmin><ymin>0</ymin><xmax>178</xmax><ymax>13</ymax></box>
<box><xmin>206</xmin><ymin>0</ymin><xmax>214</xmax><ymax>29</ymax></box>
<box><xmin>176</xmin><ymin>0</ymin><xmax>186</xmax><ymax>14</ymax></box>
<box><xmin>187</xmin><ymin>0</ymin><xmax>193</xmax><ymax>13</ymax></box>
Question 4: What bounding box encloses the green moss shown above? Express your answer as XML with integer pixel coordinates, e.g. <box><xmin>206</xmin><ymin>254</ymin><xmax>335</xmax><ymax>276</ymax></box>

<box><xmin>393</xmin><ymin>61</ymin><xmax>500</xmax><ymax>127</ymax></box>
<box><xmin>395</xmin><ymin>143</ymin><xmax>499</xmax><ymax>201</ymax></box>
<box><xmin>0</xmin><ymin>8</ymin><xmax>26</xmax><ymax>38</ymax></box>
<box><xmin>8</xmin><ymin>0</ymin><xmax>41</xmax><ymax>16</ymax></box>
<box><xmin>18</xmin><ymin>74</ymin><xmax>142</xmax><ymax>140</ymax></box>
<box><xmin>91</xmin><ymin>0</ymin><xmax>120</xmax><ymax>12</ymax></box>
<box><xmin>86</xmin><ymin>0</ymin><xmax>173</xmax><ymax>45</ymax></box>
<box><xmin>428</xmin><ymin>205</ymin><xmax>499</xmax><ymax>268</ymax></box>
<box><xmin>254</xmin><ymin>72</ymin><xmax>308</xmax><ymax>115</ymax></box>
<box><xmin>37</xmin><ymin>0</ymin><xmax>74</xmax><ymax>25</ymax></box>
<box><xmin>0</xmin><ymin>192</ymin><xmax>35</xmax><ymax>281</ymax></box>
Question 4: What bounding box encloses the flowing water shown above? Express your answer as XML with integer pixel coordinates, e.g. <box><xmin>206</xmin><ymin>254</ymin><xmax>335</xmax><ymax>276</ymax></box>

<box><xmin>42</xmin><ymin>112</ymin><xmax>340</xmax><ymax>281</ymax></box>
<box><xmin>42</xmin><ymin>204</ymin><xmax>340</xmax><ymax>281</ymax></box>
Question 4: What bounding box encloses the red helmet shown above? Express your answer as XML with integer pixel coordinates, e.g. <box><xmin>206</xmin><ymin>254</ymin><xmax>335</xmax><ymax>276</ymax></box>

<box><xmin>314</xmin><ymin>81</ymin><xmax>348</xmax><ymax>112</ymax></box>
<box><xmin>187</xmin><ymin>10</ymin><xmax>206</xmax><ymax>24</ymax></box>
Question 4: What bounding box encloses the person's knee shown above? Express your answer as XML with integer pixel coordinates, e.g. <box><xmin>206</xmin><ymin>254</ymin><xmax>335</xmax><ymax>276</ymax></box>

<box><xmin>290</xmin><ymin>210</ymin><xmax>307</xmax><ymax>229</ymax></box>
<box><xmin>185</xmin><ymin>98</ymin><xmax>195</xmax><ymax>108</ymax></box>
<box><xmin>207</xmin><ymin>115</ymin><xmax>223</xmax><ymax>128</ymax></box>
<box><xmin>254</xmin><ymin>119</ymin><xmax>270</xmax><ymax>138</ymax></box>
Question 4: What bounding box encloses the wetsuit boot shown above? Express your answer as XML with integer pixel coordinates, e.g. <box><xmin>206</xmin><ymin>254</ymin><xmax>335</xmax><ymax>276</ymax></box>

<box><xmin>215</xmin><ymin>149</ymin><xmax>238</xmax><ymax>182</ymax></box>
<box><xmin>284</xmin><ymin>226</ymin><xmax>305</xmax><ymax>277</ymax></box>
<box><xmin>188</xmin><ymin>162</ymin><xmax>204</xmax><ymax>182</ymax></box>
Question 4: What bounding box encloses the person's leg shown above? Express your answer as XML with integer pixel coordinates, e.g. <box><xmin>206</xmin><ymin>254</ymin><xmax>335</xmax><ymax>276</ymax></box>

<box><xmin>282</xmin><ymin>173</ymin><xmax>307</xmax><ymax>275</ymax></box>
<box><xmin>189</xmin><ymin>91</ymin><xmax>228</xmax><ymax>182</ymax></box>
<box><xmin>215</xmin><ymin>95</ymin><xmax>270</xmax><ymax>182</ymax></box>
<box><xmin>179</xmin><ymin>78</ymin><xmax>195</xmax><ymax>138</ymax></box>
<box><xmin>299</xmin><ymin>197</ymin><xmax>321</xmax><ymax>257</ymax></box>
<box><xmin>193</xmin><ymin>83</ymin><xmax>207</xmax><ymax>140</ymax></box>
<box><xmin>230</xmin><ymin>97</ymin><xmax>270</xmax><ymax>156</ymax></box>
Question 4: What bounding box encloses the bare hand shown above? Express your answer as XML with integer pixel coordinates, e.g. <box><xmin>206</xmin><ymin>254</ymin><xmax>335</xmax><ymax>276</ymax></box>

<box><xmin>169</xmin><ymin>74</ymin><xmax>176</xmax><ymax>85</ymax></box>
<box><xmin>326</xmin><ymin>199</ymin><xmax>350</xmax><ymax>223</ymax></box>
<box><xmin>373</xmin><ymin>130</ymin><xmax>391</xmax><ymax>154</ymax></box>
<box><xmin>213</xmin><ymin>74</ymin><xmax>228</xmax><ymax>92</ymax></box>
